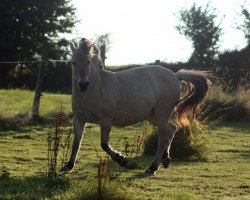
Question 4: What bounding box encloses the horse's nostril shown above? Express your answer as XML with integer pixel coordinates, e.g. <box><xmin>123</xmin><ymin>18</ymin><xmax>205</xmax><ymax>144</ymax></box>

<box><xmin>79</xmin><ymin>81</ymin><xmax>84</xmax><ymax>87</ymax></box>
<box><xmin>79</xmin><ymin>80</ymin><xmax>89</xmax><ymax>91</ymax></box>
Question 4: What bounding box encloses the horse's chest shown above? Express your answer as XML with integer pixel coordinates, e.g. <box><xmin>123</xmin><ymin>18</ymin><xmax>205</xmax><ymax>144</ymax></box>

<box><xmin>74</xmin><ymin>107</ymin><xmax>97</xmax><ymax>123</ymax></box>
<box><xmin>72</xmin><ymin>99</ymin><xmax>99</xmax><ymax>123</ymax></box>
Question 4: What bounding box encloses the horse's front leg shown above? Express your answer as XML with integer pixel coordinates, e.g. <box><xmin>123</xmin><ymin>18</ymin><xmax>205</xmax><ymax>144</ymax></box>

<box><xmin>100</xmin><ymin>122</ymin><xmax>127</xmax><ymax>167</ymax></box>
<box><xmin>60</xmin><ymin>116</ymin><xmax>85</xmax><ymax>172</ymax></box>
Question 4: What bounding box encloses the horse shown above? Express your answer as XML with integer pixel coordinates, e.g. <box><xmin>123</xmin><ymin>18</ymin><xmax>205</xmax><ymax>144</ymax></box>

<box><xmin>60</xmin><ymin>38</ymin><xmax>211</xmax><ymax>174</ymax></box>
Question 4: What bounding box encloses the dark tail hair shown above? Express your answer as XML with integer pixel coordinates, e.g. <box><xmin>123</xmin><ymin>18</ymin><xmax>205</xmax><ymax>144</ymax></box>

<box><xmin>175</xmin><ymin>69</ymin><xmax>211</xmax><ymax>135</ymax></box>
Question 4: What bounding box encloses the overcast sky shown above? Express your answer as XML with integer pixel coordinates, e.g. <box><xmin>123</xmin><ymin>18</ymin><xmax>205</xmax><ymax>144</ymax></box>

<box><xmin>71</xmin><ymin>0</ymin><xmax>248</xmax><ymax>66</ymax></box>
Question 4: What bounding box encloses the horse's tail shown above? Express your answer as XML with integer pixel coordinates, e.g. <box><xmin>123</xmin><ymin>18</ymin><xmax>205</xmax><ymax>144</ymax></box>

<box><xmin>175</xmin><ymin>69</ymin><xmax>211</xmax><ymax>133</ymax></box>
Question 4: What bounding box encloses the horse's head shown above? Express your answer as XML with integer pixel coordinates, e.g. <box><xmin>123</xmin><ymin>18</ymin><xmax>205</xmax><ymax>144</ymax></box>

<box><xmin>70</xmin><ymin>38</ymin><xmax>103</xmax><ymax>92</ymax></box>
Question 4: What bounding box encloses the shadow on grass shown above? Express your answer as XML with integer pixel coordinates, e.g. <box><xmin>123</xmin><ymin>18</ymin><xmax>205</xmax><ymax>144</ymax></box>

<box><xmin>0</xmin><ymin>125</ymin><xmax>46</xmax><ymax>138</ymax></box>
<box><xmin>125</xmin><ymin>155</ymin><xmax>209</xmax><ymax>181</ymax></box>
<box><xmin>0</xmin><ymin>121</ymin><xmax>57</xmax><ymax>138</ymax></box>
<box><xmin>0</xmin><ymin>111</ymin><xmax>73</xmax><ymax>136</ymax></box>
<box><xmin>0</xmin><ymin>175</ymin><xmax>70</xmax><ymax>199</ymax></box>
<box><xmin>124</xmin><ymin>155</ymin><xmax>148</xmax><ymax>170</ymax></box>
<box><xmin>218</xmin><ymin>149</ymin><xmax>250</xmax><ymax>158</ymax></box>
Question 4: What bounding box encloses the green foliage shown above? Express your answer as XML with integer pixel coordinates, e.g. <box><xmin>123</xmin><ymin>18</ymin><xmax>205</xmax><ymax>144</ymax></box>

<box><xmin>176</xmin><ymin>3</ymin><xmax>222</xmax><ymax>68</ymax></box>
<box><xmin>0</xmin><ymin>0</ymin><xmax>77</xmax><ymax>88</ymax></box>
<box><xmin>0</xmin><ymin>0</ymin><xmax>77</xmax><ymax>58</ymax></box>
<box><xmin>215</xmin><ymin>49</ymin><xmax>250</xmax><ymax>91</ymax></box>
<box><xmin>239</xmin><ymin>3</ymin><xmax>250</xmax><ymax>45</ymax></box>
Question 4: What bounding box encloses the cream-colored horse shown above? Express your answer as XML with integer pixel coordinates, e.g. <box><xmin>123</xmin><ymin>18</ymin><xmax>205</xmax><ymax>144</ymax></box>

<box><xmin>60</xmin><ymin>38</ymin><xmax>211</xmax><ymax>174</ymax></box>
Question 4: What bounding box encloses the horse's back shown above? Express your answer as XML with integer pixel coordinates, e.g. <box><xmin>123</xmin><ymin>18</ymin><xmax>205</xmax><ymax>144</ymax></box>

<box><xmin>109</xmin><ymin>65</ymin><xmax>180</xmax><ymax>126</ymax></box>
<box><xmin>114</xmin><ymin>65</ymin><xmax>179</xmax><ymax>99</ymax></box>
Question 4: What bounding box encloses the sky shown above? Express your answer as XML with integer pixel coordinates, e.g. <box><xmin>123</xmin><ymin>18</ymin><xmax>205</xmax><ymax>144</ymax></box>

<box><xmin>70</xmin><ymin>0</ymin><xmax>248</xmax><ymax>66</ymax></box>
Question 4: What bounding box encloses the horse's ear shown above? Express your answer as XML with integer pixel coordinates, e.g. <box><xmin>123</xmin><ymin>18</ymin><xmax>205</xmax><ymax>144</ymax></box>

<box><xmin>69</xmin><ymin>42</ymin><xmax>76</xmax><ymax>53</ymax></box>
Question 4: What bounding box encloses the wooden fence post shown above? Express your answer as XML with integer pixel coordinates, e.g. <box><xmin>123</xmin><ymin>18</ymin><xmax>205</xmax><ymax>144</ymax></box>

<box><xmin>100</xmin><ymin>44</ymin><xmax>106</xmax><ymax>67</ymax></box>
<box><xmin>31</xmin><ymin>47</ymin><xmax>48</xmax><ymax>121</ymax></box>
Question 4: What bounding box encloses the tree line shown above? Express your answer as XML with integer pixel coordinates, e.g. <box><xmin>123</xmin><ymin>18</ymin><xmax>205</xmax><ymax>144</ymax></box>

<box><xmin>0</xmin><ymin>1</ymin><xmax>249</xmax><ymax>92</ymax></box>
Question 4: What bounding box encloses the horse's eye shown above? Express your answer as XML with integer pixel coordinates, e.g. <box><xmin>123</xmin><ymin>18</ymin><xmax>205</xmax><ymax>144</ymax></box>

<box><xmin>72</xmin><ymin>61</ymin><xmax>76</xmax><ymax>66</ymax></box>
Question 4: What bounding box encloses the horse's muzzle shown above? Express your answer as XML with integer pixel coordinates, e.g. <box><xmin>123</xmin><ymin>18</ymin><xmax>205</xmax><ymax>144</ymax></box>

<box><xmin>79</xmin><ymin>79</ymin><xmax>89</xmax><ymax>91</ymax></box>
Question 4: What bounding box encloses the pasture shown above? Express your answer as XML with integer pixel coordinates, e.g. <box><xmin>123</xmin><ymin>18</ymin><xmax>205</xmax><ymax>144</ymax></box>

<box><xmin>0</xmin><ymin>89</ymin><xmax>249</xmax><ymax>200</ymax></box>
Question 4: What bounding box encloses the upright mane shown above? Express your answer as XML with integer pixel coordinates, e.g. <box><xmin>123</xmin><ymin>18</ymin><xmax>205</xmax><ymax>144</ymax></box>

<box><xmin>92</xmin><ymin>45</ymin><xmax>104</xmax><ymax>68</ymax></box>
<box><xmin>79</xmin><ymin>38</ymin><xmax>103</xmax><ymax>68</ymax></box>
<box><xmin>79</xmin><ymin>38</ymin><xmax>94</xmax><ymax>56</ymax></box>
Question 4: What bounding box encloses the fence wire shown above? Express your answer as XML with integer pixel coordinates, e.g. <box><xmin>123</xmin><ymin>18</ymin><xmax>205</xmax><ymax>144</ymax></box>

<box><xmin>0</xmin><ymin>59</ymin><xmax>71</xmax><ymax>64</ymax></box>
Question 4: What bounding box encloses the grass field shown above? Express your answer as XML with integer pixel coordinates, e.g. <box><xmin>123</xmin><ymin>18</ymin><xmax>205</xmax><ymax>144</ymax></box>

<box><xmin>0</xmin><ymin>89</ymin><xmax>249</xmax><ymax>200</ymax></box>
<box><xmin>0</xmin><ymin>89</ymin><xmax>71</xmax><ymax>116</ymax></box>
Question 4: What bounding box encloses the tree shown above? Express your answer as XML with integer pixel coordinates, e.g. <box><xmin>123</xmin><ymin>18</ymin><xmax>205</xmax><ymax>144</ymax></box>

<box><xmin>239</xmin><ymin>4</ymin><xmax>250</xmax><ymax>46</ymax></box>
<box><xmin>176</xmin><ymin>3</ymin><xmax>222</xmax><ymax>69</ymax></box>
<box><xmin>95</xmin><ymin>33</ymin><xmax>111</xmax><ymax>67</ymax></box>
<box><xmin>0</xmin><ymin>0</ymin><xmax>77</xmax><ymax>87</ymax></box>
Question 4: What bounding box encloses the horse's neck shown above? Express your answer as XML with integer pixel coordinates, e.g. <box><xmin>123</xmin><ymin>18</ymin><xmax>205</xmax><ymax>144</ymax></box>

<box><xmin>89</xmin><ymin>64</ymin><xmax>102</xmax><ymax>88</ymax></box>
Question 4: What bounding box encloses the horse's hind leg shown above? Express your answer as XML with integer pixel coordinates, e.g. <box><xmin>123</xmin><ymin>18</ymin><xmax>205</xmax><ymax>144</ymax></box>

<box><xmin>161</xmin><ymin>122</ymin><xmax>177</xmax><ymax>168</ymax></box>
<box><xmin>100</xmin><ymin>121</ymin><xmax>127</xmax><ymax>167</ymax></box>
<box><xmin>145</xmin><ymin>118</ymin><xmax>171</xmax><ymax>174</ymax></box>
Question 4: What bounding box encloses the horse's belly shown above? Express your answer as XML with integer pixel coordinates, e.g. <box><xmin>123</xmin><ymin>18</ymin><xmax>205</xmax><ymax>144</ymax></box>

<box><xmin>112</xmin><ymin>105</ymin><xmax>152</xmax><ymax>126</ymax></box>
<box><xmin>112</xmin><ymin>116</ymin><xmax>147</xmax><ymax>127</ymax></box>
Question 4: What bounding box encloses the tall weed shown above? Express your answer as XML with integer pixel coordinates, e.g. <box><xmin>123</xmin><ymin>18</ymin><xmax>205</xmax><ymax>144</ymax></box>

<box><xmin>47</xmin><ymin>106</ymin><xmax>72</xmax><ymax>184</ymax></box>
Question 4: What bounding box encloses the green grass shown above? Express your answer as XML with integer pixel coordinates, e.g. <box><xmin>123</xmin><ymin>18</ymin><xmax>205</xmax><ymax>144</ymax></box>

<box><xmin>0</xmin><ymin>89</ymin><xmax>250</xmax><ymax>200</ymax></box>
<box><xmin>0</xmin><ymin>89</ymin><xmax>71</xmax><ymax>116</ymax></box>
<box><xmin>1</xmin><ymin>123</ymin><xmax>249</xmax><ymax>199</ymax></box>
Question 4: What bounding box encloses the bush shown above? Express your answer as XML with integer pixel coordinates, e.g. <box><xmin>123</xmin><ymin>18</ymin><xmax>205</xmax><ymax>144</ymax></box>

<box><xmin>144</xmin><ymin>123</ymin><xmax>209</xmax><ymax>160</ymax></box>
<box><xmin>170</xmin><ymin>125</ymin><xmax>209</xmax><ymax>160</ymax></box>
<box><xmin>202</xmin><ymin>86</ymin><xmax>250</xmax><ymax>123</ymax></box>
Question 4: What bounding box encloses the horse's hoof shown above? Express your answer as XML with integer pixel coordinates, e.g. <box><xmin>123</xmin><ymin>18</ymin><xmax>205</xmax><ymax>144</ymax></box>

<box><xmin>59</xmin><ymin>161</ymin><xmax>74</xmax><ymax>172</ymax></box>
<box><xmin>117</xmin><ymin>155</ymin><xmax>128</xmax><ymax>167</ymax></box>
<box><xmin>145</xmin><ymin>168</ymin><xmax>157</xmax><ymax>175</ymax></box>
<box><xmin>113</xmin><ymin>153</ymin><xmax>128</xmax><ymax>167</ymax></box>
<box><xmin>161</xmin><ymin>157</ymin><xmax>171</xmax><ymax>168</ymax></box>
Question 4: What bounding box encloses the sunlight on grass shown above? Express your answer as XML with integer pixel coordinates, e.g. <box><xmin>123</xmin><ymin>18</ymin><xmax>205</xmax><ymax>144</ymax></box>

<box><xmin>0</xmin><ymin>89</ymin><xmax>71</xmax><ymax>116</ymax></box>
